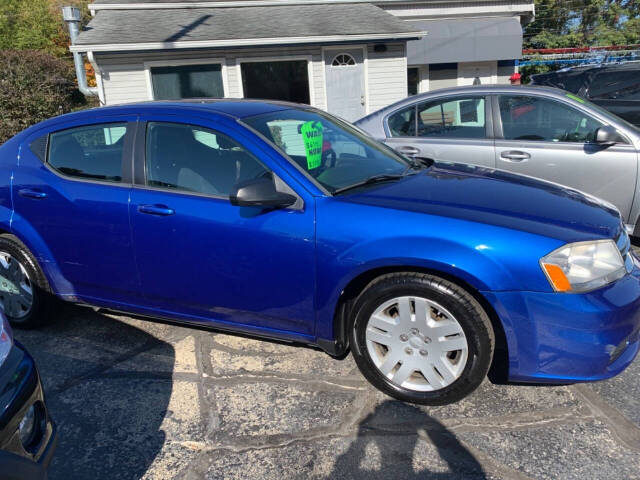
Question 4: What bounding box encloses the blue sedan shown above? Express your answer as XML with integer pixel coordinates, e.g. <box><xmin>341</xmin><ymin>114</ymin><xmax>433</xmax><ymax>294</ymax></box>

<box><xmin>0</xmin><ymin>100</ymin><xmax>639</xmax><ymax>405</ymax></box>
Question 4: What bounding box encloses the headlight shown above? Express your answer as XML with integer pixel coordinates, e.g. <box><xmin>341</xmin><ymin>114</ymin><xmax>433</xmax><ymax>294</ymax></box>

<box><xmin>540</xmin><ymin>239</ymin><xmax>625</xmax><ymax>293</ymax></box>
<box><xmin>19</xmin><ymin>405</ymin><xmax>36</xmax><ymax>447</ymax></box>
<box><xmin>0</xmin><ymin>313</ymin><xmax>12</xmax><ymax>368</ymax></box>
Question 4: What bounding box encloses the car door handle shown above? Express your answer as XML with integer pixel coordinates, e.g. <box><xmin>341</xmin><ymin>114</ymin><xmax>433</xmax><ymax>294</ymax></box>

<box><xmin>138</xmin><ymin>204</ymin><xmax>175</xmax><ymax>216</ymax></box>
<box><xmin>500</xmin><ymin>151</ymin><xmax>531</xmax><ymax>162</ymax></box>
<box><xmin>18</xmin><ymin>189</ymin><xmax>48</xmax><ymax>199</ymax></box>
<box><xmin>396</xmin><ymin>146</ymin><xmax>420</xmax><ymax>156</ymax></box>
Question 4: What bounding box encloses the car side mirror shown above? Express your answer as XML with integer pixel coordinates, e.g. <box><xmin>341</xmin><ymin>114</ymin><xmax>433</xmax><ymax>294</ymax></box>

<box><xmin>230</xmin><ymin>177</ymin><xmax>297</xmax><ymax>208</ymax></box>
<box><xmin>595</xmin><ymin>125</ymin><xmax>620</xmax><ymax>145</ymax></box>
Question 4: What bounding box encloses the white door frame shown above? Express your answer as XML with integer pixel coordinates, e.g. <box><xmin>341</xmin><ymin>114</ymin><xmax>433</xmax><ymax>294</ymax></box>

<box><xmin>408</xmin><ymin>64</ymin><xmax>430</xmax><ymax>93</ymax></box>
<box><xmin>321</xmin><ymin>45</ymin><xmax>368</xmax><ymax>114</ymax></box>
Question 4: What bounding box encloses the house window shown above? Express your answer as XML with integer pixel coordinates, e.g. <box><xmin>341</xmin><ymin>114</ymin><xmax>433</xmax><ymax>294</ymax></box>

<box><xmin>332</xmin><ymin>54</ymin><xmax>356</xmax><ymax>66</ymax></box>
<box><xmin>150</xmin><ymin>63</ymin><xmax>224</xmax><ymax>100</ymax></box>
<box><xmin>408</xmin><ymin>67</ymin><xmax>420</xmax><ymax>96</ymax></box>
<box><xmin>241</xmin><ymin>60</ymin><xmax>310</xmax><ymax>104</ymax></box>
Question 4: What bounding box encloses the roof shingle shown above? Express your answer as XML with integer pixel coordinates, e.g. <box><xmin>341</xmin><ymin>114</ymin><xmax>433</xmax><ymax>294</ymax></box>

<box><xmin>74</xmin><ymin>3</ymin><xmax>422</xmax><ymax>49</ymax></box>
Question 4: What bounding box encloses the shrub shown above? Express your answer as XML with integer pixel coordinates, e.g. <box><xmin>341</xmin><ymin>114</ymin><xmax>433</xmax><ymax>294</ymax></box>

<box><xmin>0</xmin><ymin>49</ymin><xmax>89</xmax><ymax>144</ymax></box>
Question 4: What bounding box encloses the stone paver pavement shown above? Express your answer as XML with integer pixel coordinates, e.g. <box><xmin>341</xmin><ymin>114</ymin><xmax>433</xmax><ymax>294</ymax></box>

<box><xmin>14</xmin><ymin>296</ymin><xmax>640</xmax><ymax>480</ymax></box>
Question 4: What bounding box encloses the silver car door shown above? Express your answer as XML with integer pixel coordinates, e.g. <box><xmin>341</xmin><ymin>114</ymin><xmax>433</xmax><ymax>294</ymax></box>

<box><xmin>383</xmin><ymin>95</ymin><xmax>495</xmax><ymax>167</ymax></box>
<box><xmin>493</xmin><ymin>94</ymin><xmax>637</xmax><ymax>221</ymax></box>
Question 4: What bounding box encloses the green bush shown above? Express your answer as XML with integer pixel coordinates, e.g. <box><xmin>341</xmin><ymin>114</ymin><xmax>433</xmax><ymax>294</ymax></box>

<box><xmin>0</xmin><ymin>49</ymin><xmax>89</xmax><ymax>144</ymax></box>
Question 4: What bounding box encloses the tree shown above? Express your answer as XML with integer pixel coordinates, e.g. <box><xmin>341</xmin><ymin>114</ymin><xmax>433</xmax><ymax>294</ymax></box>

<box><xmin>522</xmin><ymin>0</ymin><xmax>640</xmax><ymax>80</ymax></box>
<box><xmin>524</xmin><ymin>0</ymin><xmax>640</xmax><ymax>48</ymax></box>
<box><xmin>0</xmin><ymin>0</ymin><xmax>92</xmax><ymax>56</ymax></box>
<box><xmin>0</xmin><ymin>50</ymin><xmax>88</xmax><ymax>143</ymax></box>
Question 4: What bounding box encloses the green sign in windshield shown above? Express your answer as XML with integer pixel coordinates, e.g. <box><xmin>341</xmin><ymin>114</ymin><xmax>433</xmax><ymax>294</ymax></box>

<box><xmin>300</xmin><ymin>121</ymin><xmax>323</xmax><ymax>170</ymax></box>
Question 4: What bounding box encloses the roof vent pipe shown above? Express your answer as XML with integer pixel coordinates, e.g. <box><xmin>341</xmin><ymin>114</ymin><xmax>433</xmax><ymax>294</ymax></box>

<box><xmin>62</xmin><ymin>6</ymin><xmax>98</xmax><ymax>98</ymax></box>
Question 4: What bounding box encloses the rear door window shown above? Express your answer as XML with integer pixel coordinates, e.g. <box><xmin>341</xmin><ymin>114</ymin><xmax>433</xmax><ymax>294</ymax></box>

<box><xmin>387</xmin><ymin>106</ymin><xmax>417</xmax><ymax>137</ymax></box>
<box><xmin>47</xmin><ymin>123</ymin><xmax>128</xmax><ymax>182</ymax></box>
<box><xmin>415</xmin><ymin>97</ymin><xmax>487</xmax><ymax>139</ymax></box>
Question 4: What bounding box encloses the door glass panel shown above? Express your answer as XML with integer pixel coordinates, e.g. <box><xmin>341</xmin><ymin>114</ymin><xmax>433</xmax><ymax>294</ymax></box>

<box><xmin>387</xmin><ymin>106</ymin><xmax>416</xmax><ymax>137</ymax></box>
<box><xmin>499</xmin><ymin>95</ymin><xmax>604</xmax><ymax>142</ymax></box>
<box><xmin>150</xmin><ymin>64</ymin><xmax>224</xmax><ymax>100</ymax></box>
<box><xmin>48</xmin><ymin>122</ymin><xmax>126</xmax><ymax>182</ymax></box>
<box><xmin>241</xmin><ymin>61</ymin><xmax>310</xmax><ymax>104</ymax></box>
<box><xmin>415</xmin><ymin>97</ymin><xmax>486</xmax><ymax>138</ymax></box>
<box><xmin>145</xmin><ymin>122</ymin><xmax>269</xmax><ymax>196</ymax></box>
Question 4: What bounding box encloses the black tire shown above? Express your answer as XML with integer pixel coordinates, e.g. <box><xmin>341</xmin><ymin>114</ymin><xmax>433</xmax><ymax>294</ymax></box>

<box><xmin>349</xmin><ymin>272</ymin><xmax>494</xmax><ymax>405</ymax></box>
<box><xmin>0</xmin><ymin>234</ymin><xmax>54</xmax><ymax>329</ymax></box>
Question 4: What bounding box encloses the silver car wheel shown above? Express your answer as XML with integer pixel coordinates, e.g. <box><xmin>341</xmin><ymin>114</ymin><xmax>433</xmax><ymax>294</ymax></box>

<box><xmin>365</xmin><ymin>296</ymin><xmax>468</xmax><ymax>392</ymax></box>
<box><xmin>0</xmin><ymin>251</ymin><xmax>34</xmax><ymax>319</ymax></box>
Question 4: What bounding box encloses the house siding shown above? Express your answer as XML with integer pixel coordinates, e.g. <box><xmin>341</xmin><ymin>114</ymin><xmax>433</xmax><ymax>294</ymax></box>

<box><xmin>95</xmin><ymin>46</ymin><xmax>328</xmax><ymax>108</ymax></box>
<box><xmin>366</xmin><ymin>43</ymin><xmax>407</xmax><ymax>113</ymax></box>
<box><xmin>428</xmin><ymin>67</ymin><xmax>458</xmax><ymax>91</ymax></box>
<box><xmin>498</xmin><ymin>64</ymin><xmax>517</xmax><ymax>84</ymax></box>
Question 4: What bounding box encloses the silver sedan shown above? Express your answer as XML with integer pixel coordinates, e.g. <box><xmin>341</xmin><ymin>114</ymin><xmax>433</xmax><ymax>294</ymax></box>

<box><xmin>355</xmin><ymin>85</ymin><xmax>640</xmax><ymax>235</ymax></box>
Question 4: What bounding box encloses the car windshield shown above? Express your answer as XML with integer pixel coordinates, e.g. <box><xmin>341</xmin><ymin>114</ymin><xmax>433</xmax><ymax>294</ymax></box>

<box><xmin>242</xmin><ymin>108</ymin><xmax>413</xmax><ymax>194</ymax></box>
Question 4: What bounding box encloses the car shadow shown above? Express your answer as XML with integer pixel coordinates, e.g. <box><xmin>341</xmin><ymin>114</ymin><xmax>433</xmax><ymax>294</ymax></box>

<box><xmin>328</xmin><ymin>400</ymin><xmax>487</xmax><ymax>479</ymax></box>
<box><xmin>14</xmin><ymin>305</ymin><xmax>177</xmax><ymax>480</ymax></box>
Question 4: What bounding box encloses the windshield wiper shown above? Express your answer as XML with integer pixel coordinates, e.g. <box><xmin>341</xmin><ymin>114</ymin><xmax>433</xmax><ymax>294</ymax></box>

<box><xmin>408</xmin><ymin>156</ymin><xmax>434</xmax><ymax>169</ymax></box>
<box><xmin>333</xmin><ymin>173</ymin><xmax>409</xmax><ymax>195</ymax></box>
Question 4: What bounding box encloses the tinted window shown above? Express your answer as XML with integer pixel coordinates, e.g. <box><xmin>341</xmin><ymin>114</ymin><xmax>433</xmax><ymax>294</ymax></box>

<box><xmin>408</xmin><ymin>67</ymin><xmax>419</xmax><ymax>96</ymax></box>
<box><xmin>150</xmin><ymin>64</ymin><xmax>224</xmax><ymax>100</ymax></box>
<box><xmin>243</xmin><ymin>109</ymin><xmax>411</xmax><ymax>193</ymax></box>
<box><xmin>555</xmin><ymin>71</ymin><xmax>588</xmax><ymax>94</ymax></box>
<box><xmin>241</xmin><ymin>61</ymin><xmax>310</xmax><ymax>104</ymax></box>
<box><xmin>387</xmin><ymin>106</ymin><xmax>416</xmax><ymax>137</ymax></box>
<box><xmin>145</xmin><ymin>122</ymin><xmax>269</xmax><ymax>197</ymax></box>
<box><xmin>499</xmin><ymin>95</ymin><xmax>603</xmax><ymax>143</ymax></box>
<box><xmin>533</xmin><ymin>70</ymin><xmax>587</xmax><ymax>94</ymax></box>
<box><xmin>589</xmin><ymin>70</ymin><xmax>640</xmax><ymax>100</ymax></box>
<box><xmin>416</xmin><ymin>97</ymin><xmax>486</xmax><ymax>139</ymax></box>
<box><xmin>48</xmin><ymin>123</ymin><xmax>126</xmax><ymax>182</ymax></box>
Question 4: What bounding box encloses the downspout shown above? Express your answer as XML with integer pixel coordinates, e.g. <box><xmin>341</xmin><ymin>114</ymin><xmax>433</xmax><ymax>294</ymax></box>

<box><xmin>62</xmin><ymin>6</ymin><xmax>98</xmax><ymax>98</ymax></box>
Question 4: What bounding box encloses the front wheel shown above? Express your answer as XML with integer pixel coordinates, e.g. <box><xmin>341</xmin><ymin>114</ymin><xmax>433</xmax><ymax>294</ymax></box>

<box><xmin>350</xmin><ymin>273</ymin><xmax>494</xmax><ymax>405</ymax></box>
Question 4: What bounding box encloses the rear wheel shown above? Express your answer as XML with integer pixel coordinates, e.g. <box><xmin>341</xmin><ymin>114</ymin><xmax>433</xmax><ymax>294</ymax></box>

<box><xmin>350</xmin><ymin>272</ymin><xmax>494</xmax><ymax>405</ymax></box>
<box><xmin>0</xmin><ymin>235</ymin><xmax>53</xmax><ymax>329</ymax></box>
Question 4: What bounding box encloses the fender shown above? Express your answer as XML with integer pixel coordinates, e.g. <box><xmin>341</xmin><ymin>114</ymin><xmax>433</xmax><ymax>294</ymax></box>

<box><xmin>315</xmin><ymin>236</ymin><xmax>516</xmax><ymax>341</ymax></box>
<box><xmin>7</xmin><ymin>211</ymin><xmax>74</xmax><ymax>296</ymax></box>
<box><xmin>314</xmin><ymin>197</ymin><xmax>564</xmax><ymax>344</ymax></box>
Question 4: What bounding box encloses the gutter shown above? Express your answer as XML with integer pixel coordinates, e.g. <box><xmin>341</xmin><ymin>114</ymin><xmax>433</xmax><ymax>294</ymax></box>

<box><xmin>69</xmin><ymin>31</ymin><xmax>426</xmax><ymax>53</ymax></box>
<box><xmin>62</xmin><ymin>6</ymin><xmax>99</xmax><ymax>98</ymax></box>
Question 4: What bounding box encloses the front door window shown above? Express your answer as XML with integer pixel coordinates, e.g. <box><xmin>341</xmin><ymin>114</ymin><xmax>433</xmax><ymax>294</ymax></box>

<box><xmin>144</xmin><ymin>122</ymin><xmax>269</xmax><ymax>197</ymax></box>
<box><xmin>498</xmin><ymin>95</ymin><xmax>604</xmax><ymax>143</ymax></box>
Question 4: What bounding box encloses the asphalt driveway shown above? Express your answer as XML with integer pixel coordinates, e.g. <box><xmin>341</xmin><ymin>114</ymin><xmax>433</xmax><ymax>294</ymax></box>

<box><xmin>14</xmin><ymin>290</ymin><xmax>640</xmax><ymax>480</ymax></box>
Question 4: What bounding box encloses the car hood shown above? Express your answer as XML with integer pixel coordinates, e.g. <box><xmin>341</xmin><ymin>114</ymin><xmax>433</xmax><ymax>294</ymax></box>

<box><xmin>341</xmin><ymin>163</ymin><xmax>623</xmax><ymax>242</ymax></box>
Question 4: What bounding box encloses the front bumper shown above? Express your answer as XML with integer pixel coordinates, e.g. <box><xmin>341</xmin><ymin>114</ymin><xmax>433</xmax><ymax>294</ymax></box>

<box><xmin>482</xmin><ymin>265</ymin><xmax>640</xmax><ymax>384</ymax></box>
<box><xmin>0</xmin><ymin>342</ymin><xmax>58</xmax><ymax>478</ymax></box>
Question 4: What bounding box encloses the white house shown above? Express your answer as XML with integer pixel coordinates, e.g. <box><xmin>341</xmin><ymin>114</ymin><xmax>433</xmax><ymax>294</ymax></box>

<box><xmin>71</xmin><ymin>0</ymin><xmax>535</xmax><ymax>121</ymax></box>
